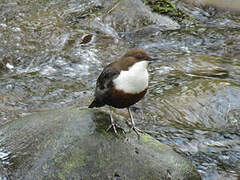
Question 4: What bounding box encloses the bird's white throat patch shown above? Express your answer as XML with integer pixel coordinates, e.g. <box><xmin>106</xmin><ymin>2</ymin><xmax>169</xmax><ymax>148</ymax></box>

<box><xmin>113</xmin><ymin>61</ymin><xmax>149</xmax><ymax>94</ymax></box>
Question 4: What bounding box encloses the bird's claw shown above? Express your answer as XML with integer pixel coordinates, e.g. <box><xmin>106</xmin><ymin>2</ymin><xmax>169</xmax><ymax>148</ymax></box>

<box><xmin>125</xmin><ymin>120</ymin><xmax>143</xmax><ymax>136</ymax></box>
<box><xmin>131</xmin><ymin>126</ymin><xmax>143</xmax><ymax>136</ymax></box>
<box><xmin>106</xmin><ymin>123</ymin><xmax>125</xmax><ymax>135</ymax></box>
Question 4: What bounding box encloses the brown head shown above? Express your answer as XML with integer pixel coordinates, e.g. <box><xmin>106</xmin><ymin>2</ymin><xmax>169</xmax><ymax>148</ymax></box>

<box><xmin>123</xmin><ymin>48</ymin><xmax>152</xmax><ymax>61</ymax></box>
<box><xmin>116</xmin><ymin>48</ymin><xmax>154</xmax><ymax>70</ymax></box>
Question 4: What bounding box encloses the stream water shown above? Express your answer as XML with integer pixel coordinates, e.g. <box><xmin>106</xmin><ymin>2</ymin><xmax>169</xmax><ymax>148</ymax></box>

<box><xmin>0</xmin><ymin>0</ymin><xmax>240</xmax><ymax>179</ymax></box>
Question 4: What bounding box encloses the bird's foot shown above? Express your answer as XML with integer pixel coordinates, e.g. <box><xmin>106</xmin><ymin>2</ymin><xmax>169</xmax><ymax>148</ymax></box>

<box><xmin>131</xmin><ymin>126</ymin><xmax>143</xmax><ymax>136</ymax></box>
<box><xmin>127</xmin><ymin>107</ymin><xmax>144</xmax><ymax>137</ymax></box>
<box><xmin>125</xmin><ymin>120</ymin><xmax>143</xmax><ymax>136</ymax></box>
<box><xmin>106</xmin><ymin>122</ymin><xmax>125</xmax><ymax>135</ymax></box>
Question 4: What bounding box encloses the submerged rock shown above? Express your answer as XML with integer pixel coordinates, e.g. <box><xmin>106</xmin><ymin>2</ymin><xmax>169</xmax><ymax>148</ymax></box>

<box><xmin>0</xmin><ymin>108</ymin><xmax>201</xmax><ymax>180</ymax></box>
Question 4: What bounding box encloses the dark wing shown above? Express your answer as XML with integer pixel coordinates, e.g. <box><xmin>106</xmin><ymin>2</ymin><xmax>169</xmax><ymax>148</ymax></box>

<box><xmin>89</xmin><ymin>64</ymin><xmax>120</xmax><ymax>108</ymax></box>
<box><xmin>95</xmin><ymin>64</ymin><xmax>120</xmax><ymax>96</ymax></box>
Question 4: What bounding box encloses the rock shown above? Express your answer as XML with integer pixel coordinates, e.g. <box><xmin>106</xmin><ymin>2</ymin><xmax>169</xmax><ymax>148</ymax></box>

<box><xmin>64</xmin><ymin>0</ymin><xmax>180</xmax><ymax>40</ymax></box>
<box><xmin>0</xmin><ymin>107</ymin><xmax>201</xmax><ymax>180</ymax></box>
<box><xmin>185</xmin><ymin>0</ymin><xmax>240</xmax><ymax>12</ymax></box>
<box><xmin>152</xmin><ymin>78</ymin><xmax>240</xmax><ymax>130</ymax></box>
<box><xmin>103</xmin><ymin>0</ymin><xmax>180</xmax><ymax>32</ymax></box>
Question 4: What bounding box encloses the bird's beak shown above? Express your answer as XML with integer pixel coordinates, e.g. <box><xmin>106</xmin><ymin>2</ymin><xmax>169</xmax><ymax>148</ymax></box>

<box><xmin>149</xmin><ymin>57</ymin><xmax>158</xmax><ymax>61</ymax></box>
<box><xmin>148</xmin><ymin>57</ymin><xmax>159</xmax><ymax>64</ymax></box>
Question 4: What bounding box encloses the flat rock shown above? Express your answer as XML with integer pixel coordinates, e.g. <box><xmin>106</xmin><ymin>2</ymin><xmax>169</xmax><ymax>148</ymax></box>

<box><xmin>0</xmin><ymin>107</ymin><xmax>201</xmax><ymax>180</ymax></box>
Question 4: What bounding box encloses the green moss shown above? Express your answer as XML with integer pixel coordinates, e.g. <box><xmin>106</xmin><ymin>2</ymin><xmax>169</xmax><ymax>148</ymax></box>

<box><xmin>58</xmin><ymin>171</ymin><xmax>65</xmax><ymax>180</ymax></box>
<box><xmin>141</xmin><ymin>133</ymin><xmax>170</xmax><ymax>152</ymax></box>
<box><xmin>91</xmin><ymin>173</ymin><xmax>100</xmax><ymax>178</ymax></box>
<box><xmin>55</xmin><ymin>149</ymin><xmax>87</xmax><ymax>179</ymax></box>
<box><xmin>94</xmin><ymin>153</ymin><xmax>106</xmax><ymax>168</ymax></box>
<box><xmin>142</xmin><ymin>0</ymin><xmax>190</xmax><ymax>22</ymax></box>
<box><xmin>140</xmin><ymin>133</ymin><xmax>156</xmax><ymax>143</ymax></box>
<box><xmin>168</xmin><ymin>156</ymin><xmax>190</xmax><ymax>172</ymax></box>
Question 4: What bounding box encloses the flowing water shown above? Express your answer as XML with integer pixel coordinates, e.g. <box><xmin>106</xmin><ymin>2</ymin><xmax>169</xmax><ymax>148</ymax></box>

<box><xmin>0</xmin><ymin>0</ymin><xmax>240</xmax><ymax>179</ymax></box>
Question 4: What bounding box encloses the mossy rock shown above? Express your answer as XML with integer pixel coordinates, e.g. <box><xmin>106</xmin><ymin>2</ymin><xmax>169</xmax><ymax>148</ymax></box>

<box><xmin>142</xmin><ymin>0</ymin><xmax>190</xmax><ymax>22</ymax></box>
<box><xmin>0</xmin><ymin>107</ymin><xmax>201</xmax><ymax>179</ymax></box>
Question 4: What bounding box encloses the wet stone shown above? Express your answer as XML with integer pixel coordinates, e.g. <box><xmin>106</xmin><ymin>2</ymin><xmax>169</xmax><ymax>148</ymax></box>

<box><xmin>0</xmin><ymin>108</ymin><xmax>201</xmax><ymax>180</ymax></box>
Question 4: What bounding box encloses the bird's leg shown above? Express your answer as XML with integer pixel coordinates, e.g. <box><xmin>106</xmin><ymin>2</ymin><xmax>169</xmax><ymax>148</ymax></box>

<box><xmin>106</xmin><ymin>106</ymin><xmax>124</xmax><ymax>135</ymax></box>
<box><xmin>127</xmin><ymin>107</ymin><xmax>143</xmax><ymax>136</ymax></box>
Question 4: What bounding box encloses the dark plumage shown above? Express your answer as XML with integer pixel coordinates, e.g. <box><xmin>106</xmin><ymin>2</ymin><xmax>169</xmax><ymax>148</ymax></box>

<box><xmin>89</xmin><ymin>48</ymin><xmax>155</xmax><ymax>135</ymax></box>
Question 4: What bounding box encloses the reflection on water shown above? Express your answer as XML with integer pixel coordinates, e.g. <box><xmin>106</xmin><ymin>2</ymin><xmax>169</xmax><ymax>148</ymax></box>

<box><xmin>0</xmin><ymin>0</ymin><xmax>240</xmax><ymax>179</ymax></box>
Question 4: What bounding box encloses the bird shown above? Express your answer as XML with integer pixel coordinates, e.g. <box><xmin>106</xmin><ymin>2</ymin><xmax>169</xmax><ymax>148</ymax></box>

<box><xmin>89</xmin><ymin>48</ymin><xmax>156</xmax><ymax>136</ymax></box>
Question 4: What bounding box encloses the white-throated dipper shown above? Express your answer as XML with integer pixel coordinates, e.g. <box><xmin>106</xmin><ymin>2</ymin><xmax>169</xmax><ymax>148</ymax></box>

<box><xmin>89</xmin><ymin>48</ymin><xmax>156</xmax><ymax>135</ymax></box>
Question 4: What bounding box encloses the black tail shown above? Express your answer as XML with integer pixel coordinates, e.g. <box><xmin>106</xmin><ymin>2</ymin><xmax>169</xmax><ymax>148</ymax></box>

<box><xmin>88</xmin><ymin>99</ymin><xmax>105</xmax><ymax>108</ymax></box>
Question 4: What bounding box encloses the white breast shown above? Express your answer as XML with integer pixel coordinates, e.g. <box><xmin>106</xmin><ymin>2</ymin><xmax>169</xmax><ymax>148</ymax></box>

<box><xmin>113</xmin><ymin>61</ymin><xmax>149</xmax><ymax>94</ymax></box>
